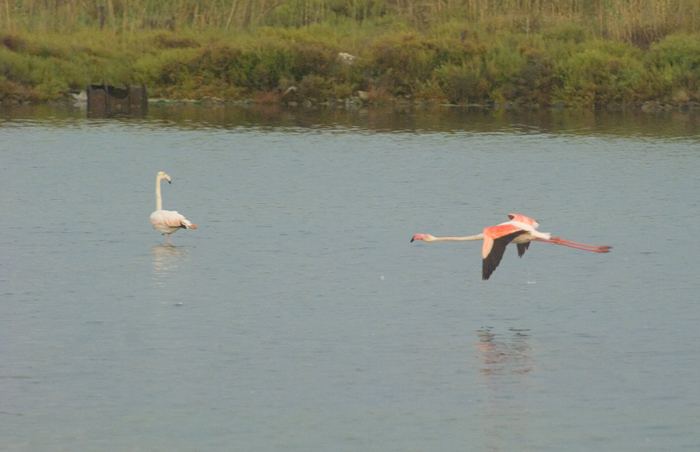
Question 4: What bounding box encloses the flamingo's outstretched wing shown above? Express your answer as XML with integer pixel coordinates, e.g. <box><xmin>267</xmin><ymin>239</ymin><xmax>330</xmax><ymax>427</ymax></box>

<box><xmin>482</xmin><ymin>230</ymin><xmax>526</xmax><ymax>280</ymax></box>
<box><xmin>508</xmin><ymin>213</ymin><xmax>539</xmax><ymax>228</ymax></box>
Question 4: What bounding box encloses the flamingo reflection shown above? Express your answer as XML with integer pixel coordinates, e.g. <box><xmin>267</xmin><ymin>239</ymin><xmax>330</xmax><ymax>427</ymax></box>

<box><xmin>475</xmin><ymin>327</ymin><xmax>533</xmax><ymax>377</ymax></box>
<box><xmin>475</xmin><ymin>327</ymin><xmax>534</xmax><ymax>451</ymax></box>
<box><xmin>151</xmin><ymin>245</ymin><xmax>185</xmax><ymax>287</ymax></box>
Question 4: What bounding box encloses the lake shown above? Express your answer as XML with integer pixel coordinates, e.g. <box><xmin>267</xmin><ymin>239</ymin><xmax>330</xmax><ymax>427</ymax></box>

<box><xmin>2</xmin><ymin>103</ymin><xmax>699</xmax><ymax>451</ymax></box>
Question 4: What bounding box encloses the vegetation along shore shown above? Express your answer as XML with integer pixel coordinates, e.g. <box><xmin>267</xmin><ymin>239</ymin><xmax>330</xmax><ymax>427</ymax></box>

<box><xmin>2</xmin><ymin>0</ymin><xmax>700</xmax><ymax>109</ymax></box>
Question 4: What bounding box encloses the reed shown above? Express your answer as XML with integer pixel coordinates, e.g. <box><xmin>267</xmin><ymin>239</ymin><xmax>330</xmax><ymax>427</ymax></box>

<box><xmin>2</xmin><ymin>0</ymin><xmax>699</xmax><ymax>39</ymax></box>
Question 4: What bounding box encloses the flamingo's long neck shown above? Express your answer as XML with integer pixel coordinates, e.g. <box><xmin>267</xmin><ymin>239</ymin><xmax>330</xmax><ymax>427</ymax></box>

<box><xmin>155</xmin><ymin>176</ymin><xmax>163</xmax><ymax>211</ymax></box>
<box><xmin>427</xmin><ymin>234</ymin><xmax>484</xmax><ymax>242</ymax></box>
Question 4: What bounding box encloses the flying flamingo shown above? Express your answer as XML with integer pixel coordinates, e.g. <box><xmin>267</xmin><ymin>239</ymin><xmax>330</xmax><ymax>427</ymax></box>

<box><xmin>150</xmin><ymin>171</ymin><xmax>197</xmax><ymax>245</ymax></box>
<box><xmin>411</xmin><ymin>213</ymin><xmax>611</xmax><ymax>280</ymax></box>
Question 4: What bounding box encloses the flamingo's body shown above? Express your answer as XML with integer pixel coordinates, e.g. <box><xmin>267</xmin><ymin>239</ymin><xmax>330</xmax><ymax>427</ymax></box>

<box><xmin>150</xmin><ymin>171</ymin><xmax>197</xmax><ymax>245</ymax></box>
<box><xmin>411</xmin><ymin>214</ymin><xmax>611</xmax><ymax>280</ymax></box>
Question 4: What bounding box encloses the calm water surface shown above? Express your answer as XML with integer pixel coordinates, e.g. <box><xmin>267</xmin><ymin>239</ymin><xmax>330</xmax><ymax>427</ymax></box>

<box><xmin>2</xmin><ymin>105</ymin><xmax>699</xmax><ymax>451</ymax></box>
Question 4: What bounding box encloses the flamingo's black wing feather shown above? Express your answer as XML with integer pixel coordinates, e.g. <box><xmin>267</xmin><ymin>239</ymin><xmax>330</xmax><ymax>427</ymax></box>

<box><xmin>517</xmin><ymin>242</ymin><xmax>530</xmax><ymax>258</ymax></box>
<box><xmin>483</xmin><ymin>231</ymin><xmax>527</xmax><ymax>280</ymax></box>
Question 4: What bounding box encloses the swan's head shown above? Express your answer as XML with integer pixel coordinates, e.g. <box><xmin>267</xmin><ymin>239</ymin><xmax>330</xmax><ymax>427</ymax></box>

<box><xmin>411</xmin><ymin>234</ymin><xmax>434</xmax><ymax>242</ymax></box>
<box><xmin>157</xmin><ymin>171</ymin><xmax>172</xmax><ymax>184</ymax></box>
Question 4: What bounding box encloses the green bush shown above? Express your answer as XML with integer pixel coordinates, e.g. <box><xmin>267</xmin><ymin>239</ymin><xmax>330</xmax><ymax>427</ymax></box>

<box><xmin>645</xmin><ymin>33</ymin><xmax>700</xmax><ymax>99</ymax></box>
<box><xmin>555</xmin><ymin>42</ymin><xmax>646</xmax><ymax>105</ymax></box>
<box><xmin>435</xmin><ymin>61</ymin><xmax>488</xmax><ymax>104</ymax></box>
<box><xmin>2</xmin><ymin>10</ymin><xmax>700</xmax><ymax>106</ymax></box>
<box><xmin>367</xmin><ymin>32</ymin><xmax>435</xmax><ymax>96</ymax></box>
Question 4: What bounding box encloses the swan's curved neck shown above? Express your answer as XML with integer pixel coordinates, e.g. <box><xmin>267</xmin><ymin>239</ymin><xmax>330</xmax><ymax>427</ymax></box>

<box><xmin>155</xmin><ymin>176</ymin><xmax>163</xmax><ymax>211</ymax></box>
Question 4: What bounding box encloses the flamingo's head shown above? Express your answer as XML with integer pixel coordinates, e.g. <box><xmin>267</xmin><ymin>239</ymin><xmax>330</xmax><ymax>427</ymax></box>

<box><xmin>411</xmin><ymin>234</ymin><xmax>432</xmax><ymax>242</ymax></box>
<box><xmin>157</xmin><ymin>171</ymin><xmax>172</xmax><ymax>184</ymax></box>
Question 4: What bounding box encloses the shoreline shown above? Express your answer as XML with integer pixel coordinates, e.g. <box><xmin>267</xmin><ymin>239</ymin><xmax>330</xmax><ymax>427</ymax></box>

<box><xmin>3</xmin><ymin>91</ymin><xmax>699</xmax><ymax>115</ymax></box>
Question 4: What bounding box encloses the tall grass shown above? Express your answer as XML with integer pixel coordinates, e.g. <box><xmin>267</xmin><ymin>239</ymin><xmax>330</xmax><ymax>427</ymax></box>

<box><xmin>2</xmin><ymin>0</ymin><xmax>699</xmax><ymax>43</ymax></box>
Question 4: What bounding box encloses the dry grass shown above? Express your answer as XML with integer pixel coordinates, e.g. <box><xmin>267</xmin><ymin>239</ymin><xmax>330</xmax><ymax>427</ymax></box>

<box><xmin>2</xmin><ymin>0</ymin><xmax>698</xmax><ymax>43</ymax></box>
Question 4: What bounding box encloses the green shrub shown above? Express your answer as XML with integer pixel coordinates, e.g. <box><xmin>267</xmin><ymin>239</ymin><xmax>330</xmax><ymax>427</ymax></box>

<box><xmin>555</xmin><ymin>42</ymin><xmax>646</xmax><ymax>105</ymax></box>
<box><xmin>435</xmin><ymin>61</ymin><xmax>488</xmax><ymax>104</ymax></box>
<box><xmin>366</xmin><ymin>32</ymin><xmax>435</xmax><ymax>96</ymax></box>
<box><xmin>645</xmin><ymin>33</ymin><xmax>700</xmax><ymax>98</ymax></box>
<box><xmin>2</xmin><ymin>11</ymin><xmax>700</xmax><ymax>106</ymax></box>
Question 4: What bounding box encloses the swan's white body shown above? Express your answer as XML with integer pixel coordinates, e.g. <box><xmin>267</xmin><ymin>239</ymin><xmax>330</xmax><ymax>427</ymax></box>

<box><xmin>150</xmin><ymin>171</ymin><xmax>197</xmax><ymax>245</ymax></box>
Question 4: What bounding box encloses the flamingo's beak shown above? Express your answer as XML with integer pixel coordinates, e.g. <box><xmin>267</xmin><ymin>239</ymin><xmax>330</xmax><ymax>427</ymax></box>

<box><xmin>411</xmin><ymin>234</ymin><xmax>424</xmax><ymax>242</ymax></box>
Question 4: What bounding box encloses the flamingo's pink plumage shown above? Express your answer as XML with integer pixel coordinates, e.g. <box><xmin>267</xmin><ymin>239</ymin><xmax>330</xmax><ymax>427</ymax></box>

<box><xmin>411</xmin><ymin>213</ymin><xmax>611</xmax><ymax>280</ymax></box>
